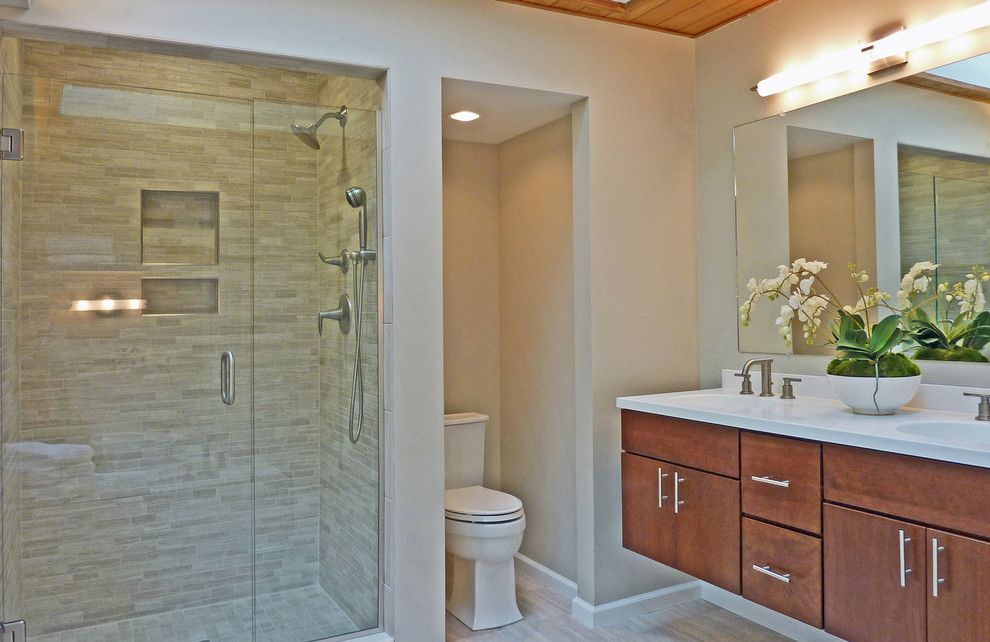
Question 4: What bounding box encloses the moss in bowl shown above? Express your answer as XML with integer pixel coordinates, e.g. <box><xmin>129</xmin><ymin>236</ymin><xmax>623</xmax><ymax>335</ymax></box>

<box><xmin>827</xmin><ymin>353</ymin><xmax>921</xmax><ymax>377</ymax></box>
<box><xmin>913</xmin><ymin>346</ymin><xmax>989</xmax><ymax>363</ymax></box>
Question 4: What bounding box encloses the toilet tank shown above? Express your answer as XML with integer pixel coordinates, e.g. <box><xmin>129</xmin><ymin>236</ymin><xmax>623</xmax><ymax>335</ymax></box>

<box><xmin>444</xmin><ymin>412</ymin><xmax>489</xmax><ymax>490</ymax></box>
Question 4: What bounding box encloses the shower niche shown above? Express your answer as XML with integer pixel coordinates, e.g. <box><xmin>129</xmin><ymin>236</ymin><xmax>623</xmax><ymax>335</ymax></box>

<box><xmin>140</xmin><ymin>189</ymin><xmax>220</xmax><ymax>266</ymax></box>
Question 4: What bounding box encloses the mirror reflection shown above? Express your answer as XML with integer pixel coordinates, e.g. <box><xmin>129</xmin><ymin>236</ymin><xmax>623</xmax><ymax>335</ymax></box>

<box><xmin>735</xmin><ymin>51</ymin><xmax>990</xmax><ymax>361</ymax></box>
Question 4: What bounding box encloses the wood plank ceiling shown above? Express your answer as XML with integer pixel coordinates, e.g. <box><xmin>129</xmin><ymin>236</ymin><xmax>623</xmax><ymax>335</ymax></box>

<box><xmin>495</xmin><ymin>0</ymin><xmax>781</xmax><ymax>37</ymax></box>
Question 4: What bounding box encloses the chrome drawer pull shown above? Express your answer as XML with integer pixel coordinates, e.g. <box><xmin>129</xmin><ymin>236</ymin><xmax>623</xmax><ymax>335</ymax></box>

<box><xmin>657</xmin><ymin>467</ymin><xmax>669</xmax><ymax>508</ymax></box>
<box><xmin>752</xmin><ymin>564</ymin><xmax>791</xmax><ymax>583</ymax></box>
<box><xmin>674</xmin><ymin>472</ymin><xmax>684</xmax><ymax>513</ymax></box>
<box><xmin>932</xmin><ymin>538</ymin><xmax>946</xmax><ymax>597</ymax></box>
<box><xmin>751</xmin><ymin>475</ymin><xmax>790</xmax><ymax>488</ymax></box>
<box><xmin>898</xmin><ymin>529</ymin><xmax>913</xmax><ymax>588</ymax></box>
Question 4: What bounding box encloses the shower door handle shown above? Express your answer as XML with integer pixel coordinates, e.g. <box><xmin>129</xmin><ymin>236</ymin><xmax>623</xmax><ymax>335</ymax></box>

<box><xmin>220</xmin><ymin>350</ymin><xmax>235</xmax><ymax>406</ymax></box>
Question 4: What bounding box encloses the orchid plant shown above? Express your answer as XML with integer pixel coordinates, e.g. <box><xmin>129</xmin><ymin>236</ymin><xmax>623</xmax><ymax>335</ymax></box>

<box><xmin>901</xmin><ymin>266</ymin><xmax>990</xmax><ymax>362</ymax></box>
<box><xmin>740</xmin><ymin>259</ymin><xmax>938</xmax><ymax>377</ymax></box>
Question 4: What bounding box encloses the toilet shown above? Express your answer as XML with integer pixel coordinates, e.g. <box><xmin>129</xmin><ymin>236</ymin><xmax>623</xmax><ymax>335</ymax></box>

<box><xmin>444</xmin><ymin>412</ymin><xmax>526</xmax><ymax>630</ymax></box>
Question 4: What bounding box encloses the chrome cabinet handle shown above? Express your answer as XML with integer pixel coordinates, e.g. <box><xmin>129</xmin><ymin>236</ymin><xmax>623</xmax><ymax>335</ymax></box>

<box><xmin>898</xmin><ymin>529</ymin><xmax>913</xmax><ymax>587</ymax></box>
<box><xmin>674</xmin><ymin>472</ymin><xmax>685</xmax><ymax>513</ymax></box>
<box><xmin>932</xmin><ymin>538</ymin><xmax>945</xmax><ymax>597</ymax></box>
<box><xmin>751</xmin><ymin>475</ymin><xmax>790</xmax><ymax>488</ymax></box>
<box><xmin>657</xmin><ymin>468</ymin><xmax>669</xmax><ymax>508</ymax></box>
<box><xmin>220</xmin><ymin>350</ymin><xmax>235</xmax><ymax>406</ymax></box>
<box><xmin>752</xmin><ymin>564</ymin><xmax>791</xmax><ymax>583</ymax></box>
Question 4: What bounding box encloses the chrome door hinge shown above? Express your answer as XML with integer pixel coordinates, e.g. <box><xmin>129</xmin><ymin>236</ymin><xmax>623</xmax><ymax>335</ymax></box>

<box><xmin>0</xmin><ymin>128</ymin><xmax>22</xmax><ymax>160</ymax></box>
<box><xmin>0</xmin><ymin>620</ymin><xmax>26</xmax><ymax>642</ymax></box>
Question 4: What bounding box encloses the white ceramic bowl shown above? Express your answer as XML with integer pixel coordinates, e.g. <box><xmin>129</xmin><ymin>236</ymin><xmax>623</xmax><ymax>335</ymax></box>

<box><xmin>826</xmin><ymin>374</ymin><xmax>922</xmax><ymax>415</ymax></box>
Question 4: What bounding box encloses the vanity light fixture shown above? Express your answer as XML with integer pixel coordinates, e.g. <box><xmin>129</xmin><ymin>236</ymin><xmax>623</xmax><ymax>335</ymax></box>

<box><xmin>756</xmin><ymin>0</ymin><xmax>990</xmax><ymax>97</ymax></box>
<box><xmin>449</xmin><ymin>110</ymin><xmax>480</xmax><ymax>122</ymax></box>
<box><xmin>70</xmin><ymin>297</ymin><xmax>147</xmax><ymax>313</ymax></box>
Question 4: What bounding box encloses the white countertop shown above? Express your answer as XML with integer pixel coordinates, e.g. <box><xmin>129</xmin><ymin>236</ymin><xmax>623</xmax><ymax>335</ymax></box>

<box><xmin>617</xmin><ymin>382</ymin><xmax>990</xmax><ymax>469</ymax></box>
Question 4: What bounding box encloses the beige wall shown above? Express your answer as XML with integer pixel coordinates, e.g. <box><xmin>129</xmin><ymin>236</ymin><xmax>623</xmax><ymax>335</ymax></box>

<box><xmin>442</xmin><ymin>141</ymin><xmax>502</xmax><ymax>489</ymax></box>
<box><xmin>697</xmin><ymin>0</ymin><xmax>990</xmax><ymax>387</ymax></box>
<box><xmin>443</xmin><ymin>116</ymin><xmax>576</xmax><ymax>580</ymax></box>
<box><xmin>497</xmin><ymin>116</ymin><xmax>576</xmax><ymax>580</ymax></box>
<box><xmin>788</xmin><ymin>143</ymin><xmax>876</xmax><ymax>355</ymax></box>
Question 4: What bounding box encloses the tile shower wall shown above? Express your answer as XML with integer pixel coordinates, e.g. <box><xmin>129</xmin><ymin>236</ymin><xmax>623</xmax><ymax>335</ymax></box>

<box><xmin>317</xmin><ymin>77</ymin><xmax>382</xmax><ymax>631</ymax></box>
<box><xmin>0</xmin><ymin>38</ymin><xmax>381</xmax><ymax>637</ymax></box>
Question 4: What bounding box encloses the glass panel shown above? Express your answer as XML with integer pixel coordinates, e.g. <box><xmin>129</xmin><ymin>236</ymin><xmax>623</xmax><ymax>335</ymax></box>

<box><xmin>3</xmin><ymin>73</ymin><xmax>257</xmax><ymax>640</ymax></box>
<box><xmin>252</xmin><ymin>101</ymin><xmax>380</xmax><ymax>642</ymax></box>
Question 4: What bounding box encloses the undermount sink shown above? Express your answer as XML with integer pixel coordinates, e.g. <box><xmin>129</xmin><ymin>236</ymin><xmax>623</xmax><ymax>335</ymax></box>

<box><xmin>896</xmin><ymin>421</ymin><xmax>990</xmax><ymax>447</ymax></box>
<box><xmin>662</xmin><ymin>393</ymin><xmax>776</xmax><ymax>413</ymax></box>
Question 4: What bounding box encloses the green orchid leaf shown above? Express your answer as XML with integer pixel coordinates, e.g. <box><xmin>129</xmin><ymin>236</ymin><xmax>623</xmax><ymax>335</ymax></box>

<box><xmin>868</xmin><ymin>315</ymin><xmax>903</xmax><ymax>354</ymax></box>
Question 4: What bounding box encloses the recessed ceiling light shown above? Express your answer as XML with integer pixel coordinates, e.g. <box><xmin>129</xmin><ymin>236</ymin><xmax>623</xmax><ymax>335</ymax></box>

<box><xmin>449</xmin><ymin>111</ymin><xmax>480</xmax><ymax>122</ymax></box>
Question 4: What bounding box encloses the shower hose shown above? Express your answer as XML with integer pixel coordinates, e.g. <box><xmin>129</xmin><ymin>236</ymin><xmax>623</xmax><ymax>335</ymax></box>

<box><xmin>348</xmin><ymin>255</ymin><xmax>366</xmax><ymax>444</ymax></box>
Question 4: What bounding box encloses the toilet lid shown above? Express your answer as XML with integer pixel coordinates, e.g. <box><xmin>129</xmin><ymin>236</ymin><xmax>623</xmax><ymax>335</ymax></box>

<box><xmin>445</xmin><ymin>485</ymin><xmax>523</xmax><ymax>517</ymax></box>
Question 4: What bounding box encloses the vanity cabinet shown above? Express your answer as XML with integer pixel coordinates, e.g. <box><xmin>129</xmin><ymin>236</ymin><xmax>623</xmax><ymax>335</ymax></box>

<box><xmin>620</xmin><ymin>408</ymin><xmax>990</xmax><ymax>641</ymax></box>
<box><xmin>824</xmin><ymin>505</ymin><xmax>990</xmax><ymax>642</ymax></box>
<box><xmin>620</xmin><ymin>410</ymin><xmax>740</xmax><ymax>593</ymax></box>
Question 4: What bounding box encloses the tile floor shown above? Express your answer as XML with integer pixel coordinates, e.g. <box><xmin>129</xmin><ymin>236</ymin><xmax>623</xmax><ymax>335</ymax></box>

<box><xmin>446</xmin><ymin>560</ymin><xmax>791</xmax><ymax>641</ymax></box>
<box><xmin>34</xmin><ymin>584</ymin><xmax>357</xmax><ymax>642</ymax></box>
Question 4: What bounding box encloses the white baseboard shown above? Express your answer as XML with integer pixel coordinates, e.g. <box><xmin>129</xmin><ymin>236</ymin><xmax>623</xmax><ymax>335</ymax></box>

<box><xmin>570</xmin><ymin>581</ymin><xmax>703</xmax><ymax>628</ymax></box>
<box><xmin>700</xmin><ymin>584</ymin><xmax>844</xmax><ymax>642</ymax></box>
<box><xmin>514</xmin><ymin>553</ymin><xmax>578</xmax><ymax>595</ymax></box>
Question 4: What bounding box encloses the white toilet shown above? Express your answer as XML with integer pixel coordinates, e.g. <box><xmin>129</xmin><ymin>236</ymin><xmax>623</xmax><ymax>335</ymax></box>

<box><xmin>444</xmin><ymin>412</ymin><xmax>526</xmax><ymax>630</ymax></box>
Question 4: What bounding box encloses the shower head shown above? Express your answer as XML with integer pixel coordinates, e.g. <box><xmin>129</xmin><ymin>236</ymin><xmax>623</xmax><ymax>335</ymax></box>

<box><xmin>345</xmin><ymin>186</ymin><xmax>366</xmax><ymax>208</ymax></box>
<box><xmin>346</xmin><ymin>186</ymin><xmax>369</xmax><ymax>250</ymax></box>
<box><xmin>290</xmin><ymin>106</ymin><xmax>348</xmax><ymax>149</ymax></box>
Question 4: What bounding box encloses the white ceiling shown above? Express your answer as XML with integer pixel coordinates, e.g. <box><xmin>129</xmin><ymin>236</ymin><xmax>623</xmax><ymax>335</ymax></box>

<box><xmin>442</xmin><ymin>78</ymin><xmax>583</xmax><ymax>145</ymax></box>
<box><xmin>787</xmin><ymin>126</ymin><xmax>871</xmax><ymax>160</ymax></box>
<box><xmin>928</xmin><ymin>52</ymin><xmax>990</xmax><ymax>90</ymax></box>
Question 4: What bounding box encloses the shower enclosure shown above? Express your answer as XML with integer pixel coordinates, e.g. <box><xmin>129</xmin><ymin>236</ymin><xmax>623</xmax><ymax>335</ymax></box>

<box><xmin>0</xmin><ymin>36</ymin><xmax>382</xmax><ymax>642</ymax></box>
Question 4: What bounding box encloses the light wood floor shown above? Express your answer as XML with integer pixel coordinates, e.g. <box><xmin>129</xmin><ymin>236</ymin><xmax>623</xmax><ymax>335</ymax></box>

<box><xmin>446</xmin><ymin>560</ymin><xmax>791</xmax><ymax>641</ymax></box>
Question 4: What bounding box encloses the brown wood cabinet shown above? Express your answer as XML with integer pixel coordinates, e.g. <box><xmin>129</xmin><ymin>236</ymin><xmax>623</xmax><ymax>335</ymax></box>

<box><xmin>621</xmin><ymin>452</ymin><xmax>675</xmax><ymax>567</ymax></box>
<box><xmin>673</xmin><ymin>465</ymin><xmax>740</xmax><ymax>593</ymax></box>
<box><xmin>742</xmin><ymin>517</ymin><xmax>822</xmax><ymax>627</ymax></box>
<box><xmin>741</xmin><ymin>432</ymin><xmax>821</xmax><ymax>534</ymax></box>
<box><xmin>927</xmin><ymin>529</ymin><xmax>990</xmax><ymax>642</ymax></box>
<box><xmin>824</xmin><ymin>504</ymin><xmax>926</xmax><ymax>642</ymax></box>
<box><xmin>621</xmin><ymin>410</ymin><xmax>990</xmax><ymax>641</ymax></box>
<box><xmin>620</xmin><ymin>448</ymin><xmax>740</xmax><ymax>593</ymax></box>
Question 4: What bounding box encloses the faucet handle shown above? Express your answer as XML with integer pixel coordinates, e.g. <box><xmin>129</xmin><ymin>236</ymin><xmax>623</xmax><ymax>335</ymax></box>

<box><xmin>780</xmin><ymin>377</ymin><xmax>802</xmax><ymax>400</ymax></box>
<box><xmin>735</xmin><ymin>372</ymin><xmax>754</xmax><ymax>396</ymax></box>
<box><xmin>963</xmin><ymin>392</ymin><xmax>990</xmax><ymax>421</ymax></box>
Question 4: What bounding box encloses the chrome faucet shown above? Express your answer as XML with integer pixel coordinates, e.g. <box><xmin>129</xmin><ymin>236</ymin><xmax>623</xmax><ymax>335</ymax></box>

<box><xmin>737</xmin><ymin>358</ymin><xmax>774</xmax><ymax>397</ymax></box>
<box><xmin>963</xmin><ymin>392</ymin><xmax>990</xmax><ymax>421</ymax></box>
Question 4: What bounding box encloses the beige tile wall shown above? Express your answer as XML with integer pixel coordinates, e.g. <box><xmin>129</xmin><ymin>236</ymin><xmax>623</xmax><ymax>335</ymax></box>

<box><xmin>1</xmin><ymin>37</ymin><xmax>381</xmax><ymax>637</ymax></box>
<box><xmin>316</xmin><ymin>77</ymin><xmax>381</xmax><ymax>630</ymax></box>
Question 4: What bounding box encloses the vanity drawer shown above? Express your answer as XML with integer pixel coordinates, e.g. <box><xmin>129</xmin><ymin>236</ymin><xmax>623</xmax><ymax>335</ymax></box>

<box><xmin>742</xmin><ymin>517</ymin><xmax>822</xmax><ymax>628</ymax></box>
<box><xmin>742</xmin><ymin>432</ymin><xmax>822</xmax><ymax>534</ymax></box>
<box><xmin>824</xmin><ymin>444</ymin><xmax>990</xmax><ymax>540</ymax></box>
<box><xmin>621</xmin><ymin>410</ymin><xmax>739</xmax><ymax>478</ymax></box>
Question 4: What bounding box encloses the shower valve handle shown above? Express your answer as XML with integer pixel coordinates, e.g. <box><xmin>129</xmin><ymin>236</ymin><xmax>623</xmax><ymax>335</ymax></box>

<box><xmin>318</xmin><ymin>294</ymin><xmax>352</xmax><ymax>336</ymax></box>
<box><xmin>319</xmin><ymin>250</ymin><xmax>349</xmax><ymax>272</ymax></box>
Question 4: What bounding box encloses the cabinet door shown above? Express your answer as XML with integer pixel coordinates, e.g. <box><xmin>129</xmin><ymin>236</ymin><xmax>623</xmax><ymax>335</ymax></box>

<box><xmin>673</xmin><ymin>466</ymin><xmax>741</xmax><ymax>593</ymax></box>
<box><xmin>928</xmin><ymin>529</ymin><xmax>990</xmax><ymax>641</ymax></box>
<box><xmin>823</xmin><ymin>504</ymin><xmax>926</xmax><ymax>642</ymax></box>
<box><xmin>621</xmin><ymin>452</ymin><xmax>675</xmax><ymax>566</ymax></box>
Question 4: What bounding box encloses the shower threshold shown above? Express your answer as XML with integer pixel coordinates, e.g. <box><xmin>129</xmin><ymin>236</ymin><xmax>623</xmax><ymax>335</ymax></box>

<box><xmin>33</xmin><ymin>584</ymin><xmax>357</xmax><ymax>642</ymax></box>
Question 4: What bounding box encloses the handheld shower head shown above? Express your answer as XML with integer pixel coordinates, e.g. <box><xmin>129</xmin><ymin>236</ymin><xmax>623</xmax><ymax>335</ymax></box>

<box><xmin>346</xmin><ymin>186</ymin><xmax>369</xmax><ymax>250</ymax></box>
<box><xmin>290</xmin><ymin>106</ymin><xmax>348</xmax><ymax>149</ymax></box>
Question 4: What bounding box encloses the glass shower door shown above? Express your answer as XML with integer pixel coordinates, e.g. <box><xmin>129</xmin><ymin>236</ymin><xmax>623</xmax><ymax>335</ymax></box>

<box><xmin>2</xmin><ymin>73</ymin><xmax>257</xmax><ymax>640</ymax></box>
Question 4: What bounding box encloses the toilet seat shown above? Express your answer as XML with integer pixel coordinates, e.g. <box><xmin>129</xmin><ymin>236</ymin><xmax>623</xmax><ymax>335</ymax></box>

<box><xmin>445</xmin><ymin>485</ymin><xmax>524</xmax><ymax>524</ymax></box>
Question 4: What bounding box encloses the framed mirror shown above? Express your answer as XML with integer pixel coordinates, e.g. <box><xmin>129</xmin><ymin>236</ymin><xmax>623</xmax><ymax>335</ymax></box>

<box><xmin>735</xmin><ymin>50</ymin><xmax>990</xmax><ymax>361</ymax></box>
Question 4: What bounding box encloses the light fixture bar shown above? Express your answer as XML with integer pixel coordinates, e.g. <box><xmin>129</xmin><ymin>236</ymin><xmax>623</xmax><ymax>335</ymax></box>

<box><xmin>757</xmin><ymin>1</ymin><xmax>990</xmax><ymax>97</ymax></box>
<box><xmin>71</xmin><ymin>298</ymin><xmax>147</xmax><ymax>312</ymax></box>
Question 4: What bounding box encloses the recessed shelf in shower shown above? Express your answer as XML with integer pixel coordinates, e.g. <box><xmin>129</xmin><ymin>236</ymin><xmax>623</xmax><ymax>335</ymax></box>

<box><xmin>141</xmin><ymin>189</ymin><xmax>219</xmax><ymax>265</ymax></box>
